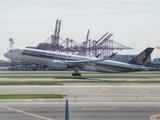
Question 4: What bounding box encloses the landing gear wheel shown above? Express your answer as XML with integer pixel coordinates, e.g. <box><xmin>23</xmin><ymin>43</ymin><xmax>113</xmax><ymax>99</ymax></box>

<box><xmin>77</xmin><ymin>73</ymin><xmax>81</xmax><ymax>76</ymax></box>
<box><xmin>72</xmin><ymin>73</ymin><xmax>81</xmax><ymax>77</ymax></box>
<box><xmin>72</xmin><ymin>73</ymin><xmax>76</xmax><ymax>77</ymax></box>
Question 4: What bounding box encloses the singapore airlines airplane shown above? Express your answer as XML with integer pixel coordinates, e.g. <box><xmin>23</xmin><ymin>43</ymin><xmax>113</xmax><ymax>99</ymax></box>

<box><xmin>4</xmin><ymin>47</ymin><xmax>154</xmax><ymax>76</ymax></box>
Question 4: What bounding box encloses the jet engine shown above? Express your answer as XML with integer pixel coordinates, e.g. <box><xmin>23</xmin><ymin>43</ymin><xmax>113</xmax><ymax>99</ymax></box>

<box><xmin>52</xmin><ymin>61</ymin><xmax>68</xmax><ymax>70</ymax></box>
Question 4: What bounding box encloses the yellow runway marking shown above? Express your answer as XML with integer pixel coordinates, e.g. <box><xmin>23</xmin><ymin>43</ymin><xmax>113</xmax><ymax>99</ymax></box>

<box><xmin>20</xmin><ymin>80</ymin><xmax>25</xmax><ymax>82</ymax></box>
<box><xmin>126</xmin><ymin>79</ymin><xmax>133</xmax><ymax>81</ymax></box>
<box><xmin>25</xmin><ymin>99</ymin><xmax>32</xmax><ymax>102</ymax></box>
<box><xmin>3</xmin><ymin>106</ymin><xmax>54</xmax><ymax>120</ymax></box>
<box><xmin>150</xmin><ymin>114</ymin><xmax>160</xmax><ymax>120</ymax></box>
<box><xmin>101</xmin><ymin>88</ymin><xmax>109</xmax><ymax>90</ymax></box>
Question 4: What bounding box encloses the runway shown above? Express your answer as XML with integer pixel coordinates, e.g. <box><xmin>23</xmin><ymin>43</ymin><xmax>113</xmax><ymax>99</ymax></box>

<box><xmin>0</xmin><ymin>100</ymin><xmax>160</xmax><ymax>120</ymax></box>
<box><xmin>0</xmin><ymin>76</ymin><xmax>160</xmax><ymax>119</ymax></box>
<box><xmin>0</xmin><ymin>84</ymin><xmax>160</xmax><ymax>101</ymax></box>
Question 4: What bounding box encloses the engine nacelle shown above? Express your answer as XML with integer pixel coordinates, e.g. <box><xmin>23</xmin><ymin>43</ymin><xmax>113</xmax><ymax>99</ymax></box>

<box><xmin>52</xmin><ymin>61</ymin><xmax>68</xmax><ymax>70</ymax></box>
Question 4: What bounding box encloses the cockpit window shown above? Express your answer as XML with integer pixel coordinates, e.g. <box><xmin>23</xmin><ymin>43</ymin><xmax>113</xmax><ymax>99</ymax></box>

<box><xmin>10</xmin><ymin>50</ymin><xmax>12</xmax><ymax>52</ymax></box>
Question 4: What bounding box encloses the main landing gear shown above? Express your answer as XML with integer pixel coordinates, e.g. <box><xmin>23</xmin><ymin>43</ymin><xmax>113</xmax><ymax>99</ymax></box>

<box><xmin>72</xmin><ymin>72</ymin><xmax>81</xmax><ymax>77</ymax></box>
<box><xmin>72</xmin><ymin>68</ymin><xmax>81</xmax><ymax>77</ymax></box>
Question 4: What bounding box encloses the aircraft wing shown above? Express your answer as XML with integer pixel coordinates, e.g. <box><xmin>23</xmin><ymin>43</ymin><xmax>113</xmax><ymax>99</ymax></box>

<box><xmin>66</xmin><ymin>52</ymin><xmax>117</xmax><ymax>67</ymax></box>
<box><xmin>67</xmin><ymin>59</ymin><xmax>96</xmax><ymax>67</ymax></box>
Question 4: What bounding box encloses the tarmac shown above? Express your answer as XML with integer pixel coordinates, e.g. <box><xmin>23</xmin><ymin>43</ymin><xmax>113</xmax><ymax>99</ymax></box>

<box><xmin>0</xmin><ymin>78</ymin><xmax>160</xmax><ymax>120</ymax></box>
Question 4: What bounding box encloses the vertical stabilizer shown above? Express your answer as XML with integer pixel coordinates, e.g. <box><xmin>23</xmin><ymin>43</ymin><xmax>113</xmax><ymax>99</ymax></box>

<box><xmin>128</xmin><ymin>47</ymin><xmax>154</xmax><ymax>66</ymax></box>
<box><xmin>65</xmin><ymin>99</ymin><xmax>70</xmax><ymax>120</ymax></box>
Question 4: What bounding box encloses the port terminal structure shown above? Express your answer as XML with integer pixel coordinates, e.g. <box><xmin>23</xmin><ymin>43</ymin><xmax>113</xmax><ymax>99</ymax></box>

<box><xmin>27</xmin><ymin>19</ymin><xmax>133</xmax><ymax>58</ymax></box>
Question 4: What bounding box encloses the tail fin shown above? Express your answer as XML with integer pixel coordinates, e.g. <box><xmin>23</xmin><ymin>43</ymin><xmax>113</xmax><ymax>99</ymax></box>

<box><xmin>65</xmin><ymin>99</ymin><xmax>70</xmax><ymax>120</ymax></box>
<box><xmin>128</xmin><ymin>47</ymin><xmax>154</xmax><ymax>65</ymax></box>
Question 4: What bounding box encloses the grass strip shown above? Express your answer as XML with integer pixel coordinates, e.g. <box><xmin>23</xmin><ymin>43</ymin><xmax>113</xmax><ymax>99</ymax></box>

<box><xmin>0</xmin><ymin>80</ymin><xmax>160</xmax><ymax>85</ymax></box>
<box><xmin>0</xmin><ymin>94</ymin><xmax>63</xmax><ymax>99</ymax></box>
<box><xmin>0</xmin><ymin>81</ymin><xmax>62</xmax><ymax>85</ymax></box>
<box><xmin>1</xmin><ymin>75</ymin><xmax>160</xmax><ymax>79</ymax></box>
<box><xmin>54</xmin><ymin>76</ymin><xmax>160</xmax><ymax>79</ymax></box>
<box><xmin>62</xmin><ymin>80</ymin><xmax>160</xmax><ymax>84</ymax></box>
<box><xmin>1</xmin><ymin>73</ymin><xmax>160</xmax><ymax>78</ymax></box>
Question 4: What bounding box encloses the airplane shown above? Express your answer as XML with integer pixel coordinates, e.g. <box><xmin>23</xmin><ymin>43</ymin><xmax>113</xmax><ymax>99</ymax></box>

<box><xmin>4</xmin><ymin>47</ymin><xmax>154</xmax><ymax>76</ymax></box>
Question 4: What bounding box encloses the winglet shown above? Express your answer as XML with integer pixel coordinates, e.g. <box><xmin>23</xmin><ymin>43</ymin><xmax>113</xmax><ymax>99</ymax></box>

<box><xmin>95</xmin><ymin>52</ymin><xmax>117</xmax><ymax>59</ymax></box>
<box><xmin>65</xmin><ymin>99</ymin><xmax>70</xmax><ymax>120</ymax></box>
<box><xmin>108</xmin><ymin>52</ymin><xmax>117</xmax><ymax>58</ymax></box>
<box><xmin>128</xmin><ymin>47</ymin><xmax>154</xmax><ymax>66</ymax></box>
<box><xmin>95</xmin><ymin>53</ymin><xmax>102</xmax><ymax>58</ymax></box>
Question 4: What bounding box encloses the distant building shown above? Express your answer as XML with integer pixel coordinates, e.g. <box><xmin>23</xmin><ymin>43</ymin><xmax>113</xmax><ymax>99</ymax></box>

<box><xmin>153</xmin><ymin>58</ymin><xmax>160</xmax><ymax>64</ymax></box>
<box><xmin>0</xmin><ymin>60</ymin><xmax>7</xmax><ymax>63</ymax></box>
<box><xmin>152</xmin><ymin>58</ymin><xmax>160</xmax><ymax>70</ymax></box>
<box><xmin>0</xmin><ymin>60</ymin><xmax>8</xmax><ymax>66</ymax></box>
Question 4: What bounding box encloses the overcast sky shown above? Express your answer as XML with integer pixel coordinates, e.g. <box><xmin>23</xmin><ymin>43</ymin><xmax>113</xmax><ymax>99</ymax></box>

<box><xmin>0</xmin><ymin>0</ymin><xmax>160</xmax><ymax>60</ymax></box>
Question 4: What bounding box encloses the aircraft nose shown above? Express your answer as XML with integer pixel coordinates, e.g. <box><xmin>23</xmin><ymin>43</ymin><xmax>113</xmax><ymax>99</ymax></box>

<box><xmin>3</xmin><ymin>52</ymin><xmax>8</xmax><ymax>58</ymax></box>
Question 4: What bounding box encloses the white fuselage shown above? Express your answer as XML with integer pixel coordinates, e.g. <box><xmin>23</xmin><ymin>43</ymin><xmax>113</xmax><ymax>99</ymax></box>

<box><xmin>4</xmin><ymin>48</ymin><xmax>145</xmax><ymax>73</ymax></box>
